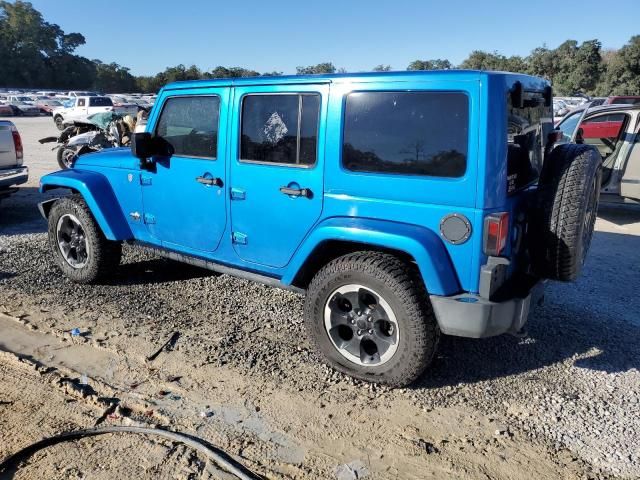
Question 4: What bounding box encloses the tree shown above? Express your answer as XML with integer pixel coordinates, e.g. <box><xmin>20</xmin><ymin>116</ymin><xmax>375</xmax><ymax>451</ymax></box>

<box><xmin>459</xmin><ymin>51</ymin><xmax>526</xmax><ymax>73</ymax></box>
<box><xmin>407</xmin><ymin>59</ymin><xmax>452</xmax><ymax>70</ymax></box>
<box><xmin>93</xmin><ymin>61</ymin><xmax>137</xmax><ymax>93</ymax></box>
<box><xmin>0</xmin><ymin>1</ymin><xmax>91</xmax><ymax>88</ymax></box>
<box><xmin>373</xmin><ymin>64</ymin><xmax>392</xmax><ymax>71</ymax></box>
<box><xmin>599</xmin><ymin>36</ymin><xmax>640</xmax><ymax>95</ymax></box>
<box><xmin>296</xmin><ymin>63</ymin><xmax>336</xmax><ymax>74</ymax></box>
<box><xmin>527</xmin><ymin>46</ymin><xmax>560</xmax><ymax>83</ymax></box>
<box><xmin>551</xmin><ymin>39</ymin><xmax>602</xmax><ymax>95</ymax></box>
<box><xmin>208</xmin><ymin>66</ymin><xmax>260</xmax><ymax>78</ymax></box>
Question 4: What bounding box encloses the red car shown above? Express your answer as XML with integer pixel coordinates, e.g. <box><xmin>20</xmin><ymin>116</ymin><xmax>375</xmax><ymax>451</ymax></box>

<box><xmin>35</xmin><ymin>99</ymin><xmax>64</xmax><ymax>116</ymax></box>
<box><xmin>603</xmin><ymin>96</ymin><xmax>640</xmax><ymax>105</ymax></box>
<box><xmin>0</xmin><ymin>104</ymin><xmax>14</xmax><ymax>117</ymax></box>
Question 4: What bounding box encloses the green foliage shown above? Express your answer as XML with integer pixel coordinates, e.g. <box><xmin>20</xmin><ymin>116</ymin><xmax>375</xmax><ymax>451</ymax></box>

<box><xmin>598</xmin><ymin>36</ymin><xmax>640</xmax><ymax>96</ymax></box>
<box><xmin>296</xmin><ymin>63</ymin><xmax>336</xmax><ymax>75</ymax></box>
<box><xmin>407</xmin><ymin>59</ymin><xmax>452</xmax><ymax>70</ymax></box>
<box><xmin>208</xmin><ymin>66</ymin><xmax>260</xmax><ymax>78</ymax></box>
<box><xmin>0</xmin><ymin>0</ymin><xmax>92</xmax><ymax>88</ymax></box>
<box><xmin>93</xmin><ymin>61</ymin><xmax>137</xmax><ymax>93</ymax></box>
<box><xmin>459</xmin><ymin>51</ymin><xmax>526</xmax><ymax>73</ymax></box>
<box><xmin>373</xmin><ymin>64</ymin><xmax>392</xmax><ymax>71</ymax></box>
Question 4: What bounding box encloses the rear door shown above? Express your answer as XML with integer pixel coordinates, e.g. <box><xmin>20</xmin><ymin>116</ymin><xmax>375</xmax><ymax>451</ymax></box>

<box><xmin>229</xmin><ymin>84</ymin><xmax>327</xmax><ymax>268</ymax></box>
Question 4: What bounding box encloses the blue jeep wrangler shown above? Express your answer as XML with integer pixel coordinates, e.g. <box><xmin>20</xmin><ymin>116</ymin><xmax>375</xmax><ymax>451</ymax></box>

<box><xmin>39</xmin><ymin>71</ymin><xmax>601</xmax><ymax>386</ymax></box>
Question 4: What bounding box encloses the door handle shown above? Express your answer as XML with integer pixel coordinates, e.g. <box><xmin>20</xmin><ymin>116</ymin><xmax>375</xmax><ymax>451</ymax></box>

<box><xmin>279</xmin><ymin>186</ymin><xmax>312</xmax><ymax>198</ymax></box>
<box><xmin>196</xmin><ymin>176</ymin><xmax>223</xmax><ymax>187</ymax></box>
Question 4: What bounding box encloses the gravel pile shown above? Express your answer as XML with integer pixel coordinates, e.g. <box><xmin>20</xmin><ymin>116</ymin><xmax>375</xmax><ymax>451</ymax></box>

<box><xmin>1</xmin><ymin>222</ymin><xmax>639</xmax><ymax>477</ymax></box>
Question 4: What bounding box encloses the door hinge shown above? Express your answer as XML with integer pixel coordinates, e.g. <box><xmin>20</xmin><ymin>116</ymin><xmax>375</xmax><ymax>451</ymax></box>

<box><xmin>143</xmin><ymin>213</ymin><xmax>156</xmax><ymax>224</ymax></box>
<box><xmin>140</xmin><ymin>175</ymin><xmax>152</xmax><ymax>186</ymax></box>
<box><xmin>230</xmin><ymin>188</ymin><xmax>246</xmax><ymax>200</ymax></box>
<box><xmin>232</xmin><ymin>232</ymin><xmax>247</xmax><ymax>245</ymax></box>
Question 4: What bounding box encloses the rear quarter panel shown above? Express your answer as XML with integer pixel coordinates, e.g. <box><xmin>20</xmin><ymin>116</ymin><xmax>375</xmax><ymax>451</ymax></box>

<box><xmin>320</xmin><ymin>75</ymin><xmax>481</xmax><ymax>293</ymax></box>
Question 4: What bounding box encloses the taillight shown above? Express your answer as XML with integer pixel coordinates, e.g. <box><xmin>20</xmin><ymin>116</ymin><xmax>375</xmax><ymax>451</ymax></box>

<box><xmin>11</xmin><ymin>125</ymin><xmax>23</xmax><ymax>163</ymax></box>
<box><xmin>483</xmin><ymin>212</ymin><xmax>509</xmax><ymax>256</ymax></box>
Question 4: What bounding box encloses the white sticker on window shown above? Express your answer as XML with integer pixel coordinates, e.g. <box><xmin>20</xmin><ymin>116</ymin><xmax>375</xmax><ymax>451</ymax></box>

<box><xmin>263</xmin><ymin>111</ymin><xmax>288</xmax><ymax>144</ymax></box>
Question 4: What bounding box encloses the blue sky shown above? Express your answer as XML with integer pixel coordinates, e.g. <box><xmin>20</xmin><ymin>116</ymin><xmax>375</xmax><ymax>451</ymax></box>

<box><xmin>24</xmin><ymin>0</ymin><xmax>640</xmax><ymax>76</ymax></box>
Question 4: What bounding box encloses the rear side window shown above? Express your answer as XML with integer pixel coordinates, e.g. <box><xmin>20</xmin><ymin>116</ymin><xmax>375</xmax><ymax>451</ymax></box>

<box><xmin>89</xmin><ymin>97</ymin><xmax>113</xmax><ymax>107</ymax></box>
<box><xmin>342</xmin><ymin>91</ymin><xmax>468</xmax><ymax>177</ymax></box>
<box><xmin>240</xmin><ymin>94</ymin><xmax>320</xmax><ymax>166</ymax></box>
<box><xmin>156</xmin><ymin>96</ymin><xmax>220</xmax><ymax>159</ymax></box>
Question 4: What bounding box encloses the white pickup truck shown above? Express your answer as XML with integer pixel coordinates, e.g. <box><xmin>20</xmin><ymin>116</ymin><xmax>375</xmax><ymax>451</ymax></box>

<box><xmin>52</xmin><ymin>96</ymin><xmax>115</xmax><ymax>130</ymax></box>
<box><xmin>0</xmin><ymin>120</ymin><xmax>28</xmax><ymax>201</ymax></box>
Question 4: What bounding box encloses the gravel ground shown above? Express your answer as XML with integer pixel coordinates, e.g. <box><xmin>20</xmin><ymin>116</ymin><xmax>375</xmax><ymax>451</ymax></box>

<box><xmin>1</xmin><ymin>117</ymin><xmax>639</xmax><ymax>479</ymax></box>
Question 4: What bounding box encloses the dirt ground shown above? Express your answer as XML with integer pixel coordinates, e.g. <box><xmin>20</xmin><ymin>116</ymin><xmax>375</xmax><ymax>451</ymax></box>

<box><xmin>0</xmin><ymin>117</ymin><xmax>639</xmax><ymax>479</ymax></box>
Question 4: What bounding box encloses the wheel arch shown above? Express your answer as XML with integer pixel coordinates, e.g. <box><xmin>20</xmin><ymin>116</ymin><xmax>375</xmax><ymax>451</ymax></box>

<box><xmin>39</xmin><ymin>169</ymin><xmax>132</xmax><ymax>241</ymax></box>
<box><xmin>283</xmin><ymin>217</ymin><xmax>461</xmax><ymax>296</ymax></box>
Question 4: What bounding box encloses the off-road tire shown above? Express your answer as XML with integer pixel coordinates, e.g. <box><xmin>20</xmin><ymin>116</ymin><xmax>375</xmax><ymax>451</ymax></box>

<box><xmin>304</xmin><ymin>251</ymin><xmax>439</xmax><ymax>387</ymax></box>
<box><xmin>54</xmin><ymin>115</ymin><xmax>64</xmax><ymax>131</ymax></box>
<box><xmin>531</xmin><ymin>143</ymin><xmax>602</xmax><ymax>281</ymax></box>
<box><xmin>47</xmin><ymin>195</ymin><xmax>122</xmax><ymax>283</ymax></box>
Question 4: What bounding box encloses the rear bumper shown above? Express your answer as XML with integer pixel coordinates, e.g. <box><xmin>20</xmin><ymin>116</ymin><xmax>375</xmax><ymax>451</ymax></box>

<box><xmin>0</xmin><ymin>166</ymin><xmax>28</xmax><ymax>194</ymax></box>
<box><xmin>430</xmin><ymin>281</ymin><xmax>545</xmax><ymax>338</ymax></box>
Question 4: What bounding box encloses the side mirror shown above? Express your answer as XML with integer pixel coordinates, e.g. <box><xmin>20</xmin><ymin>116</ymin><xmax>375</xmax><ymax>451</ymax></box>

<box><xmin>131</xmin><ymin>132</ymin><xmax>154</xmax><ymax>159</ymax></box>
<box><xmin>131</xmin><ymin>132</ymin><xmax>174</xmax><ymax>161</ymax></box>
<box><xmin>575</xmin><ymin>127</ymin><xmax>584</xmax><ymax>144</ymax></box>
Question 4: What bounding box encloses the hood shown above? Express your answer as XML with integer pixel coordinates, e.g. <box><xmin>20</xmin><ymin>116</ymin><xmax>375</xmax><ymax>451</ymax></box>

<box><xmin>73</xmin><ymin>147</ymin><xmax>139</xmax><ymax>170</ymax></box>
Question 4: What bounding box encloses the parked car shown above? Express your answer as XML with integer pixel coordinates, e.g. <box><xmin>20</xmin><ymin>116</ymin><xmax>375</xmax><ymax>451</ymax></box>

<box><xmin>0</xmin><ymin>104</ymin><xmax>14</xmax><ymax>117</ymax></box>
<box><xmin>589</xmin><ymin>97</ymin><xmax>607</xmax><ymax>106</ymax></box>
<box><xmin>7</xmin><ymin>95</ymin><xmax>35</xmax><ymax>104</ymax></box>
<box><xmin>604</xmin><ymin>96</ymin><xmax>640</xmax><ymax>105</ymax></box>
<box><xmin>0</xmin><ymin>120</ymin><xmax>27</xmax><ymax>201</ymax></box>
<box><xmin>553</xmin><ymin>99</ymin><xmax>570</xmax><ymax>117</ymax></box>
<box><xmin>7</xmin><ymin>101</ymin><xmax>41</xmax><ymax>116</ymax></box>
<box><xmin>107</xmin><ymin>96</ymin><xmax>140</xmax><ymax>116</ymax></box>
<box><xmin>38</xmin><ymin>71</ymin><xmax>601</xmax><ymax>387</ymax></box>
<box><xmin>556</xmin><ymin>104</ymin><xmax>640</xmax><ymax>203</ymax></box>
<box><xmin>52</xmin><ymin>96</ymin><xmax>115</xmax><ymax>130</ymax></box>
<box><xmin>67</xmin><ymin>91</ymin><xmax>98</xmax><ymax>97</ymax></box>
<box><xmin>35</xmin><ymin>99</ymin><xmax>64</xmax><ymax>116</ymax></box>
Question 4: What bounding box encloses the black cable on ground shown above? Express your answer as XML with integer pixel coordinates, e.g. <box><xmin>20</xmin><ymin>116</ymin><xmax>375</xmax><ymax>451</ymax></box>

<box><xmin>0</xmin><ymin>425</ymin><xmax>263</xmax><ymax>480</ymax></box>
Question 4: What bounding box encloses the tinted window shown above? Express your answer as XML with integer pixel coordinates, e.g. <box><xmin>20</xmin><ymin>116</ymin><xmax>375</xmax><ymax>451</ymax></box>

<box><xmin>156</xmin><ymin>96</ymin><xmax>220</xmax><ymax>159</ymax></box>
<box><xmin>89</xmin><ymin>97</ymin><xmax>113</xmax><ymax>107</ymax></box>
<box><xmin>240</xmin><ymin>94</ymin><xmax>320</xmax><ymax>166</ymax></box>
<box><xmin>342</xmin><ymin>91</ymin><xmax>468</xmax><ymax>177</ymax></box>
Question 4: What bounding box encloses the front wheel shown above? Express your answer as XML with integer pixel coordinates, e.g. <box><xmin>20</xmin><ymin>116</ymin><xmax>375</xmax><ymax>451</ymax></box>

<box><xmin>304</xmin><ymin>252</ymin><xmax>439</xmax><ymax>387</ymax></box>
<box><xmin>54</xmin><ymin>115</ymin><xmax>64</xmax><ymax>130</ymax></box>
<box><xmin>47</xmin><ymin>195</ymin><xmax>122</xmax><ymax>284</ymax></box>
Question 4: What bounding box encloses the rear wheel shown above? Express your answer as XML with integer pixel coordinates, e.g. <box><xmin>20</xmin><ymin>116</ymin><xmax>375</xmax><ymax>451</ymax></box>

<box><xmin>304</xmin><ymin>252</ymin><xmax>439</xmax><ymax>387</ymax></box>
<box><xmin>47</xmin><ymin>195</ymin><xmax>122</xmax><ymax>283</ymax></box>
<box><xmin>531</xmin><ymin>143</ymin><xmax>602</xmax><ymax>281</ymax></box>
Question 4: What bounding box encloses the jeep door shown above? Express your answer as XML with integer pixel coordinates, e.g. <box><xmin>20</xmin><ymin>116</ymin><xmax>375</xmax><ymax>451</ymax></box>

<box><xmin>141</xmin><ymin>88</ymin><xmax>229</xmax><ymax>252</ymax></box>
<box><xmin>229</xmin><ymin>84</ymin><xmax>327</xmax><ymax>268</ymax></box>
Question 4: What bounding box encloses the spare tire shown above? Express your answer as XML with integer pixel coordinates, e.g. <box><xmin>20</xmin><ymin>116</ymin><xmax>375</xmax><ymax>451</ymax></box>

<box><xmin>531</xmin><ymin>143</ymin><xmax>602</xmax><ymax>281</ymax></box>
